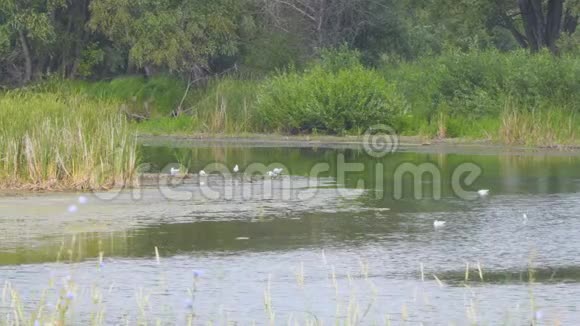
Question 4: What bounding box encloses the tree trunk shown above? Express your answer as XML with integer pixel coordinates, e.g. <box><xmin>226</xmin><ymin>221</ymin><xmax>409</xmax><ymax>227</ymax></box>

<box><xmin>518</xmin><ymin>0</ymin><xmax>546</xmax><ymax>52</ymax></box>
<box><xmin>69</xmin><ymin>0</ymin><xmax>90</xmax><ymax>79</ymax></box>
<box><xmin>18</xmin><ymin>30</ymin><xmax>32</xmax><ymax>84</ymax></box>
<box><xmin>500</xmin><ymin>13</ymin><xmax>529</xmax><ymax>48</ymax></box>
<box><xmin>518</xmin><ymin>0</ymin><xmax>567</xmax><ymax>54</ymax></box>
<box><xmin>545</xmin><ymin>0</ymin><xmax>563</xmax><ymax>53</ymax></box>
<box><xmin>563</xmin><ymin>8</ymin><xmax>578</xmax><ymax>34</ymax></box>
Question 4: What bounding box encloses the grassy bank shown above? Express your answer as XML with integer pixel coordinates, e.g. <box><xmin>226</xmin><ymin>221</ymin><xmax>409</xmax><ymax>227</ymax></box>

<box><xmin>36</xmin><ymin>49</ymin><xmax>578</xmax><ymax>147</ymax></box>
<box><xmin>0</xmin><ymin>91</ymin><xmax>138</xmax><ymax>190</ymax></box>
<box><xmin>3</xmin><ymin>49</ymin><xmax>578</xmax><ymax>182</ymax></box>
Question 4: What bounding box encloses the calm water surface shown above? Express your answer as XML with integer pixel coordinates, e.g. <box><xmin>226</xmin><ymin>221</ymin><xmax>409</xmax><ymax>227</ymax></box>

<box><xmin>2</xmin><ymin>142</ymin><xmax>580</xmax><ymax>324</ymax></box>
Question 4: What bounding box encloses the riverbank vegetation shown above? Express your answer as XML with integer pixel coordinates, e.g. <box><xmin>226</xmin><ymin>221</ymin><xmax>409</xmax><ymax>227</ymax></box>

<box><xmin>20</xmin><ymin>48</ymin><xmax>579</xmax><ymax>146</ymax></box>
<box><xmin>1</xmin><ymin>0</ymin><xmax>580</xmax><ymax>190</ymax></box>
<box><xmin>0</xmin><ymin>91</ymin><xmax>138</xmax><ymax>190</ymax></box>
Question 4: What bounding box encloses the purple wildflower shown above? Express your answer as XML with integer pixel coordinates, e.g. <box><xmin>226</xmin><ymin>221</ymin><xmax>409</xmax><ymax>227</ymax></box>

<box><xmin>65</xmin><ymin>291</ymin><xmax>75</xmax><ymax>300</ymax></box>
<box><xmin>67</xmin><ymin>205</ymin><xmax>78</xmax><ymax>213</ymax></box>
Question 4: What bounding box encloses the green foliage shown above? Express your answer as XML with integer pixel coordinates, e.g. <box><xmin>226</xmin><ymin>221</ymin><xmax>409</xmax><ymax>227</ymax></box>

<box><xmin>499</xmin><ymin>100</ymin><xmax>579</xmax><ymax>146</ymax></box>
<box><xmin>387</xmin><ymin>49</ymin><xmax>580</xmax><ymax>121</ymax></box>
<box><xmin>187</xmin><ymin>78</ymin><xmax>259</xmax><ymax>133</ymax></box>
<box><xmin>136</xmin><ymin>116</ymin><xmax>198</xmax><ymax>135</ymax></box>
<box><xmin>77</xmin><ymin>43</ymin><xmax>105</xmax><ymax>77</ymax></box>
<box><xmin>0</xmin><ymin>90</ymin><xmax>137</xmax><ymax>189</ymax></box>
<box><xmin>44</xmin><ymin>76</ymin><xmax>187</xmax><ymax>116</ymax></box>
<box><xmin>315</xmin><ymin>46</ymin><xmax>363</xmax><ymax>72</ymax></box>
<box><xmin>241</xmin><ymin>30</ymin><xmax>307</xmax><ymax>75</ymax></box>
<box><xmin>256</xmin><ymin>62</ymin><xmax>407</xmax><ymax>134</ymax></box>
<box><xmin>381</xmin><ymin>49</ymin><xmax>580</xmax><ymax>139</ymax></box>
<box><xmin>0</xmin><ymin>0</ymin><xmax>64</xmax><ymax>62</ymax></box>
<box><xmin>89</xmin><ymin>0</ymin><xmax>246</xmax><ymax>71</ymax></box>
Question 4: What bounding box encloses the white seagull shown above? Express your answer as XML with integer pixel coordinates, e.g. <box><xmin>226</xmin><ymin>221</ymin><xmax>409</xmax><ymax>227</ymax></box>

<box><xmin>477</xmin><ymin>189</ymin><xmax>490</xmax><ymax>197</ymax></box>
<box><xmin>434</xmin><ymin>220</ymin><xmax>446</xmax><ymax>228</ymax></box>
<box><xmin>272</xmin><ymin>168</ymin><xmax>283</xmax><ymax>175</ymax></box>
<box><xmin>198</xmin><ymin>170</ymin><xmax>207</xmax><ymax>177</ymax></box>
<box><xmin>233</xmin><ymin>165</ymin><xmax>239</xmax><ymax>173</ymax></box>
<box><xmin>170</xmin><ymin>167</ymin><xmax>180</xmax><ymax>176</ymax></box>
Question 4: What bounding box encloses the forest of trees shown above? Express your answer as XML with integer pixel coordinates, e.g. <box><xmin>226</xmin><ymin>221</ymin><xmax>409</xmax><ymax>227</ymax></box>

<box><xmin>0</xmin><ymin>0</ymin><xmax>578</xmax><ymax>87</ymax></box>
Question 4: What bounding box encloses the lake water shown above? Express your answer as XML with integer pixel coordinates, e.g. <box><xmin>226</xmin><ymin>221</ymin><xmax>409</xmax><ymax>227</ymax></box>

<box><xmin>2</xmin><ymin>141</ymin><xmax>580</xmax><ymax>324</ymax></box>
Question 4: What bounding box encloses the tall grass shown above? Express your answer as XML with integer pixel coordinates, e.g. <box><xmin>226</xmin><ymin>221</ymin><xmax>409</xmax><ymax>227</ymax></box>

<box><xmin>21</xmin><ymin>49</ymin><xmax>580</xmax><ymax>146</ymax></box>
<box><xmin>0</xmin><ymin>91</ymin><xmax>138</xmax><ymax>190</ymax></box>
<box><xmin>499</xmin><ymin>100</ymin><xmax>578</xmax><ymax>147</ymax></box>
<box><xmin>42</xmin><ymin>76</ymin><xmax>260</xmax><ymax>135</ymax></box>
<box><xmin>187</xmin><ymin>78</ymin><xmax>259</xmax><ymax>134</ymax></box>
<box><xmin>42</xmin><ymin>76</ymin><xmax>187</xmax><ymax>117</ymax></box>
<box><xmin>384</xmin><ymin>49</ymin><xmax>580</xmax><ymax>142</ymax></box>
<box><xmin>134</xmin><ymin>77</ymin><xmax>260</xmax><ymax>135</ymax></box>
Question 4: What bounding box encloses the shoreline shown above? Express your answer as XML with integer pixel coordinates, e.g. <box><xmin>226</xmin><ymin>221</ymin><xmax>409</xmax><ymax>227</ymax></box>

<box><xmin>3</xmin><ymin>133</ymin><xmax>580</xmax><ymax>194</ymax></box>
<box><xmin>138</xmin><ymin>133</ymin><xmax>580</xmax><ymax>155</ymax></box>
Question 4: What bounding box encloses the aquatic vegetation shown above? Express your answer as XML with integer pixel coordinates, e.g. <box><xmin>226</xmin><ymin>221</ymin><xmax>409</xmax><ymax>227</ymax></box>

<box><xmin>0</xmin><ymin>91</ymin><xmax>138</xmax><ymax>190</ymax></box>
<box><xmin>0</xmin><ymin>245</ymin><xmax>554</xmax><ymax>326</ymax></box>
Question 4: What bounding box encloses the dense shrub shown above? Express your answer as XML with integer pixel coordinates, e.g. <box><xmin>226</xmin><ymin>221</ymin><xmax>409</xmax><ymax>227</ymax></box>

<box><xmin>387</xmin><ymin>49</ymin><xmax>580</xmax><ymax>120</ymax></box>
<box><xmin>256</xmin><ymin>64</ymin><xmax>407</xmax><ymax>134</ymax></box>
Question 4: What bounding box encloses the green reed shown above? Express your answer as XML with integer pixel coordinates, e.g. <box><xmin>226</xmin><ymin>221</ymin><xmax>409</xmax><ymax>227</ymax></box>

<box><xmin>0</xmin><ymin>91</ymin><xmax>138</xmax><ymax>190</ymax></box>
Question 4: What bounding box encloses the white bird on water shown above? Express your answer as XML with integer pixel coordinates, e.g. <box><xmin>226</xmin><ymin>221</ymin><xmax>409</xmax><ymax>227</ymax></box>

<box><xmin>434</xmin><ymin>220</ymin><xmax>446</xmax><ymax>228</ymax></box>
<box><xmin>477</xmin><ymin>189</ymin><xmax>490</xmax><ymax>197</ymax></box>
<box><xmin>170</xmin><ymin>167</ymin><xmax>180</xmax><ymax>176</ymax></box>
<box><xmin>272</xmin><ymin>168</ymin><xmax>283</xmax><ymax>175</ymax></box>
<box><xmin>199</xmin><ymin>170</ymin><xmax>207</xmax><ymax>177</ymax></box>
<box><xmin>233</xmin><ymin>165</ymin><xmax>239</xmax><ymax>173</ymax></box>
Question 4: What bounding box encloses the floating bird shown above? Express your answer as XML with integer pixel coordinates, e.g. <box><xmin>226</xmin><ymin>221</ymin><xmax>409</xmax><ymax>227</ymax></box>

<box><xmin>198</xmin><ymin>170</ymin><xmax>207</xmax><ymax>177</ymax></box>
<box><xmin>170</xmin><ymin>167</ymin><xmax>180</xmax><ymax>176</ymax></box>
<box><xmin>433</xmin><ymin>220</ymin><xmax>446</xmax><ymax>228</ymax></box>
<box><xmin>233</xmin><ymin>165</ymin><xmax>239</xmax><ymax>173</ymax></box>
<box><xmin>273</xmin><ymin>168</ymin><xmax>283</xmax><ymax>175</ymax></box>
<box><xmin>477</xmin><ymin>189</ymin><xmax>490</xmax><ymax>197</ymax></box>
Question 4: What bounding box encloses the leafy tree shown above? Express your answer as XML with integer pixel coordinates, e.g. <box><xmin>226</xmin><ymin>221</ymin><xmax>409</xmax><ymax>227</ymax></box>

<box><xmin>89</xmin><ymin>0</ymin><xmax>246</xmax><ymax>74</ymax></box>
<box><xmin>0</xmin><ymin>0</ymin><xmax>65</xmax><ymax>83</ymax></box>
<box><xmin>421</xmin><ymin>0</ymin><xmax>578</xmax><ymax>53</ymax></box>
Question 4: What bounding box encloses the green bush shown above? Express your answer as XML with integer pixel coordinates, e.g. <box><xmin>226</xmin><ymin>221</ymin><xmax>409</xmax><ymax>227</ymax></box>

<box><xmin>315</xmin><ymin>46</ymin><xmax>363</xmax><ymax>72</ymax></box>
<box><xmin>42</xmin><ymin>76</ymin><xmax>187</xmax><ymax>116</ymax></box>
<box><xmin>386</xmin><ymin>49</ymin><xmax>580</xmax><ymax>125</ymax></box>
<box><xmin>256</xmin><ymin>64</ymin><xmax>407</xmax><ymax>134</ymax></box>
